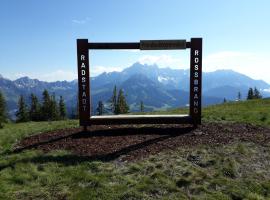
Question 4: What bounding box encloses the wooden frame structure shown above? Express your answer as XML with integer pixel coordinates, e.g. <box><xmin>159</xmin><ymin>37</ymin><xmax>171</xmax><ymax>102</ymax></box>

<box><xmin>77</xmin><ymin>38</ymin><xmax>202</xmax><ymax>128</ymax></box>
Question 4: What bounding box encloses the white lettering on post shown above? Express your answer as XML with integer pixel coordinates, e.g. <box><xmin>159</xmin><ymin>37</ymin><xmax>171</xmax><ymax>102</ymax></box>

<box><xmin>81</xmin><ymin>70</ymin><xmax>85</xmax><ymax>76</ymax></box>
<box><xmin>192</xmin><ymin>49</ymin><xmax>200</xmax><ymax>118</ymax></box>
<box><xmin>80</xmin><ymin>54</ymin><xmax>88</xmax><ymax>115</ymax></box>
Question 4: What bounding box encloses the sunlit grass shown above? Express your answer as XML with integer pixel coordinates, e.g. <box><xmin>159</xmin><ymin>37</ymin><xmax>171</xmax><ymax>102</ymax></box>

<box><xmin>0</xmin><ymin>143</ymin><xmax>270</xmax><ymax>199</ymax></box>
<box><xmin>142</xmin><ymin>99</ymin><xmax>270</xmax><ymax>126</ymax></box>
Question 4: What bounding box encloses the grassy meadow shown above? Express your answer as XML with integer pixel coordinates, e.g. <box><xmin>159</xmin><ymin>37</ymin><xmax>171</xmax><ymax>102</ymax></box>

<box><xmin>145</xmin><ymin>99</ymin><xmax>270</xmax><ymax>126</ymax></box>
<box><xmin>0</xmin><ymin>99</ymin><xmax>270</xmax><ymax>199</ymax></box>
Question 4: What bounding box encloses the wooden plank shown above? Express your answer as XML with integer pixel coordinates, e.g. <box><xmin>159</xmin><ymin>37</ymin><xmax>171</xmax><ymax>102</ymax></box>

<box><xmin>89</xmin><ymin>115</ymin><xmax>192</xmax><ymax>125</ymax></box>
<box><xmin>91</xmin><ymin>114</ymin><xmax>188</xmax><ymax>119</ymax></box>
<box><xmin>140</xmin><ymin>40</ymin><xmax>186</xmax><ymax>50</ymax></box>
<box><xmin>87</xmin><ymin>41</ymin><xmax>191</xmax><ymax>50</ymax></box>
<box><xmin>88</xmin><ymin>43</ymin><xmax>140</xmax><ymax>49</ymax></box>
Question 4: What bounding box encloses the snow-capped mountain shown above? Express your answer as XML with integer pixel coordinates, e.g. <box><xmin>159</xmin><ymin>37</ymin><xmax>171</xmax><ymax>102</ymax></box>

<box><xmin>0</xmin><ymin>62</ymin><xmax>269</xmax><ymax>117</ymax></box>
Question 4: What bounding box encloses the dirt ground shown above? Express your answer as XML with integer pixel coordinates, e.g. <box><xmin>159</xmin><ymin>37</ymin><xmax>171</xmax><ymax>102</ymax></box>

<box><xmin>14</xmin><ymin>122</ymin><xmax>270</xmax><ymax>162</ymax></box>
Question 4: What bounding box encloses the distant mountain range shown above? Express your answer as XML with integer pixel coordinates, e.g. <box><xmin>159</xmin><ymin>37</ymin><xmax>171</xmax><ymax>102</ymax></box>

<box><xmin>0</xmin><ymin>62</ymin><xmax>269</xmax><ymax>117</ymax></box>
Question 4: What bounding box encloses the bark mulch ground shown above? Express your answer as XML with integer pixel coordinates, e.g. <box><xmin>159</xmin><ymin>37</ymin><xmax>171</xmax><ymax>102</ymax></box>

<box><xmin>14</xmin><ymin>122</ymin><xmax>270</xmax><ymax>162</ymax></box>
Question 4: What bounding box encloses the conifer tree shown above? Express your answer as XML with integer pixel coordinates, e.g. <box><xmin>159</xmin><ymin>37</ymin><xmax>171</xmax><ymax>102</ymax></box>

<box><xmin>59</xmin><ymin>96</ymin><xmax>66</xmax><ymax>119</ymax></box>
<box><xmin>247</xmin><ymin>88</ymin><xmax>254</xmax><ymax>100</ymax></box>
<box><xmin>41</xmin><ymin>89</ymin><xmax>51</xmax><ymax>120</ymax></box>
<box><xmin>254</xmin><ymin>87</ymin><xmax>262</xmax><ymax>99</ymax></box>
<box><xmin>237</xmin><ymin>91</ymin><xmax>241</xmax><ymax>101</ymax></box>
<box><xmin>110</xmin><ymin>85</ymin><xmax>117</xmax><ymax>114</ymax></box>
<box><xmin>50</xmin><ymin>93</ymin><xmax>60</xmax><ymax>120</ymax></box>
<box><xmin>0</xmin><ymin>90</ymin><xmax>7</xmax><ymax>128</ymax></box>
<box><xmin>16</xmin><ymin>95</ymin><xmax>29</xmax><ymax>122</ymax></box>
<box><xmin>71</xmin><ymin>95</ymin><xmax>79</xmax><ymax>119</ymax></box>
<box><xmin>29</xmin><ymin>93</ymin><xmax>41</xmax><ymax>121</ymax></box>
<box><xmin>116</xmin><ymin>89</ymin><xmax>129</xmax><ymax>114</ymax></box>
<box><xmin>70</xmin><ymin>107</ymin><xmax>76</xmax><ymax>119</ymax></box>
<box><xmin>140</xmin><ymin>101</ymin><xmax>144</xmax><ymax>112</ymax></box>
<box><xmin>96</xmin><ymin>100</ymin><xmax>104</xmax><ymax>115</ymax></box>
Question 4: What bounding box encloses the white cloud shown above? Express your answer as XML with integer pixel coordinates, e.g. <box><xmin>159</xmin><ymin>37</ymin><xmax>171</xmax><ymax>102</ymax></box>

<box><xmin>90</xmin><ymin>52</ymin><xmax>270</xmax><ymax>84</ymax></box>
<box><xmin>7</xmin><ymin>51</ymin><xmax>270</xmax><ymax>84</ymax></box>
<box><xmin>91</xmin><ymin>65</ymin><xmax>122</xmax><ymax>77</ymax></box>
<box><xmin>138</xmin><ymin>54</ymin><xmax>184</xmax><ymax>68</ymax></box>
<box><xmin>90</xmin><ymin>55</ymin><xmax>184</xmax><ymax>77</ymax></box>
<box><xmin>72</xmin><ymin>17</ymin><xmax>90</xmax><ymax>24</ymax></box>
<box><xmin>12</xmin><ymin>70</ymin><xmax>77</xmax><ymax>82</ymax></box>
<box><xmin>39</xmin><ymin>70</ymin><xmax>77</xmax><ymax>82</ymax></box>
<box><xmin>263</xmin><ymin>88</ymin><xmax>270</xmax><ymax>93</ymax></box>
<box><xmin>203</xmin><ymin>51</ymin><xmax>270</xmax><ymax>83</ymax></box>
<box><xmin>12</xmin><ymin>73</ymin><xmax>30</xmax><ymax>80</ymax></box>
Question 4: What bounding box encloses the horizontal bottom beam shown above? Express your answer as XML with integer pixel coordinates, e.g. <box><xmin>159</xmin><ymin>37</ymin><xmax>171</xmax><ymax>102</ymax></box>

<box><xmin>85</xmin><ymin>114</ymin><xmax>193</xmax><ymax>125</ymax></box>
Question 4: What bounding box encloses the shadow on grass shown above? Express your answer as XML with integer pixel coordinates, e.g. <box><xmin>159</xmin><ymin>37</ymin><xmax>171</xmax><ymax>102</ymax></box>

<box><xmin>0</xmin><ymin>126</ymin><xmax>195</xmax><ymax>170</ymax></box>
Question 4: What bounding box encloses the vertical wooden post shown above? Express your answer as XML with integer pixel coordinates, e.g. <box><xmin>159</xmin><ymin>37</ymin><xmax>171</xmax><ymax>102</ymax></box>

<box><xmin>77</xmin><ymin>39</ymin><xmax>90</xmax><ymax>128</ymax></box>
<box><xmin>189</xmin><ymin>38</ymin><xmax>202</xmax><ymax>125</ymax></box>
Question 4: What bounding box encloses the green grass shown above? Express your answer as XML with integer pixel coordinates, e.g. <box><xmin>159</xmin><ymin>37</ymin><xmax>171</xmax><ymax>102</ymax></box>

<box><xmin>1</xmin><ymin>142</ymin><xmax>270</xmax><ymax>199</ymax></box>
<box><xmin>202</xmin><ymin>99</ymin><xmax>270</xmax><ymax>126</ymax></box>
<box><xmin>0</xmin><ymin>99</ymin><xmax>270</xmax><ymax>199</ymax></box>
<box><xmin>140</xmin><ymin>99</ymin><xmax>270</xmax><ymax>126</ymax></box>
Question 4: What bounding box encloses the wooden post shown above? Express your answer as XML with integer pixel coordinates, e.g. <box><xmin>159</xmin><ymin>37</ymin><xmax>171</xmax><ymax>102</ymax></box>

<box><xmin>189</xmin><ymin>38</ymin><xmax>202</xmax><ymax>125</ymax></box>
<box><xmin>77</xmin><ymin>39</ymin><xmax>90</xmax><ymax>128</ymax></box>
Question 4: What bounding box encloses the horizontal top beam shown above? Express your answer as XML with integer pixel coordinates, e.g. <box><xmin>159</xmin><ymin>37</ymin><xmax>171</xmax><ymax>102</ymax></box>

<box><xmin>87</xmin><ymin>40</ymin><xmax>191</xmax><ymax>50</ymax></box>
<box><xmin>88</xmin><ymin>42</ymin><xmax>139</xmax><ymax>49</ymax></box>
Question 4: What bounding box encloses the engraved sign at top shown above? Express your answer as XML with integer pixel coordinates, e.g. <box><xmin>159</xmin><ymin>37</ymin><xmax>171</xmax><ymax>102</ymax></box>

<box><xmin>140</xmin><ymin>40</ymin><xmax>186</xmax><ymax>50</ymax></box>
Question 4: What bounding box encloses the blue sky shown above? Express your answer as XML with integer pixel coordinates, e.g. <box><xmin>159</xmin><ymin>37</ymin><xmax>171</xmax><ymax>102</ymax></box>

<box><xmin>0</xmin><ymin>0</ymin><xmax>270</xmax><ymax>83</ymax></box>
